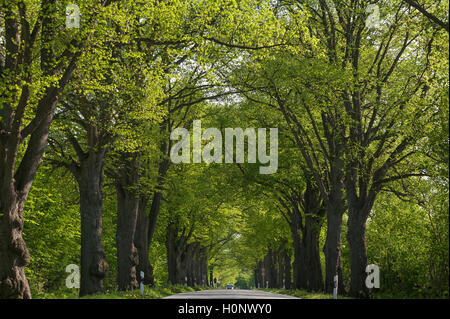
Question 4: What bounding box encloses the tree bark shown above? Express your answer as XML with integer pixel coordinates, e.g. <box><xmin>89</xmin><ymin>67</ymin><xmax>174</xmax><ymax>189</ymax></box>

<box><xmin>345</xmin><ymin>184</ymin><xmax>377</xmax><ymax>298</ymax></box>
<box><xmin>209</xmin><ymin>270</ymin><xmax>213</xmax><ymax>287</ymax></box>
<box><xmin>135</xmin><ymin>196</ymin><xmax>154</xmax><ymax>285</ymax></box>
<box><xmin>299</xmin><ymin>214</ymin><xmax>324</xmax><ymax>291</ymax></box>
<box><xmin>282</xmin><ymin>248</ymin><xmax>291</xmax><ymax>289</ymax></box>
<box><xmin>299</xmin><ymin>181</ymin><xmax>326</xmax><ymax>291</ymax></box>
<box><xmin>115</xmin><ymin>188</ymin><xmax>139</xmax><ymax>291</ymax></box>
<box><xmin>0</xmin><ymin>191</ymin><xmax>31</xmax><ymax>299</ymax></box>
<box><xmin>144</xmin><ymin>157</ymin><xmax>170</xmax><ymax>284</ymax></box>
<box><xmin>323</xmin><ymin>200</ymin><xmax>346</xmax><ymax>294</ymax></box>
<box><xmin>200</xmin><ymin>246</ymin><xmax>208</xmax><ymax>286</ymax></box>
<box><xmin>78</xmin><ymin>150</ymin><xmax>109</xmax><ymax>296</ymax></box>
<box><xmin>289</xmin><ymin>212</ymin><xmax>302</xmax><ymax>289</ymax></box>
<box><xmin>277</xmin><ymin>248</ymin><xmax>283</xmax><ymax>288</ymax></box>
<box><xmin>166</xmin><ymin>222</ymin><xmax>178</xmax><ymax>285</ymax></box>
<box><xmin>347</xmin><ymin>211</ymin><xmax>370</xmax><ymax>298</ymax></box>
<box><xmin>185</xmin><ymin>243</ymin><xmax>194</xmax><ymax>286</ymax></box>
<box><xmin>323</xmin><ymin>156</ymin><xmax>346</xmax><ymax>294</ymax></box>
<box><xmin>267</xmin><ymin>249</ymin><xmax>277</xmax><ymax>288</ymax></box>
<box><xmin>166</xmin><ymin>220</ymin><xmax>191</xmax><ymax>285</ymax></box>
<box><xmin>147</xmin><ymin>191</ymin><xmax>163</xmax><ymax>247</ymax></box>
<box><xmin>115</xmin><ymin>154</ymin><xmax>141</xmax><ymax>291</ymax></box>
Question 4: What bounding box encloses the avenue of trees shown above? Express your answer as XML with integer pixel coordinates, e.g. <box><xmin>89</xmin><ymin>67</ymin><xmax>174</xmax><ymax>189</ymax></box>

<box><xmin>0</xmin><ymin>0</ymin><xmax>448</xmax><ymax>299</ymax></box>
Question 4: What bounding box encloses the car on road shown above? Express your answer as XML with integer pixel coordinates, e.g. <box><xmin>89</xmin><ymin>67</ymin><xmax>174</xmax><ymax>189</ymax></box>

<box><xmin>226</xmin><ymin>284</ymin><xmax>234</xmax><ymax>290</ymax></box>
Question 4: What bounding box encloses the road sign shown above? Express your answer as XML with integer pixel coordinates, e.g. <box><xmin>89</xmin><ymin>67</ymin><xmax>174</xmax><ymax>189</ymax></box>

<box><xmin>261</xmin><ymin>268</ymin><xmax>266</xmax><ymax>276</ymax></box>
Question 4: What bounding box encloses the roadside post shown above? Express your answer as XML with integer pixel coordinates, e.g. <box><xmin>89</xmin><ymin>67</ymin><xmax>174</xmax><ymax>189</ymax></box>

<box><xmin>140</xmin><ymin>271</ymin><xmax>144</xmax><ymax>298</ymax></box>
<box><xmin>333</xmin><ymin>275</ymin><xmax>338</xmax><ymax>299</ymax></box>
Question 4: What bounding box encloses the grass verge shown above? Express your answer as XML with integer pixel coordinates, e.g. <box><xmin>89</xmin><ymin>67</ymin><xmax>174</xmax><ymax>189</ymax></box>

<box><xmin>33</xmin><ymin>285</ymin><xmax>211</xmax><ymax>299</ymax></box>
<box><xmin>257</xmin><ymin>288</ymin><xmax>351</xmax><ymax>299</ymax></box>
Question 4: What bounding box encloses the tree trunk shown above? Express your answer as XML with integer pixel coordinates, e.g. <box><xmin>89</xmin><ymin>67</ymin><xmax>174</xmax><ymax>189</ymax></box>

<box><xmin>0</xmin><ymin>191</ymin><xmax>31</xmax><ymax>299</ymax></box>
<box><xmin>185</xmin><ymin>243</ymin><xmax>194</xmax><ymax>286</ymax></box>
<box><xmin>78</xmin><ymin>151</ymin><xmax>109</xmax><ymax>296</ymax></box>
<box><xmin>345</xmin><ymin>185</ymin><xmax>377</xmax><ymax>298</ymax></box>
<box><xmin>347</xmin><ymin>211</ymin><xmax>370</xmax><ymax>298</ymax></box>
<box><xmin>299</xmin><ymin>181</ymin><xmax>325</xmax><ymax>291</ymax></box>
<box><xmin>289</xmin><ymin>215</ymin><xmax>302</xmax><ymax>289</ymax></box>
<box><xmin>195</xmin><ymin>244</ymin><xmax>201</xmax><ymax>286</ymax></box>
<box><xmin>254</xmin><ymin>264</ymin><xmax>259</xmax><ymax>288</ymax></box>
<box><xmin>166</xmin><ymin>223</ymin><xmax>178</xmax><ymax>285</ymax></box>
<box><xmin>323</xmin><ymin>201</ymin><xmax>345</xmax><ymax>294</ymax></box>
<box><xmin>0</xmin><ymin>0</ymin><xmax>80</xmax><ymax>299</ymax></box>
<box><xmin>209</xmin><ymin>270</ymin><xmax>213</xmax><ymax>287</ymax></box>
<box><xmin>299</xmin><ymin>214</ymin><xmax>324</xmax><ymax>291</ymax></box>
<box><xmin>256</xmin><ymin>261</ymin><xmax>263</xmax><ymax>288</ymax></box>
<box><xmin>135</xmin><ymin>196</ymin><xmax>154</xmax><ymax>285</ymax></box>
<box><xmin>147</xmin><ymin>191</ymin><xmax>163</xmax><ymax>246</ymax></box>
<box><xmin>283</xmin><ymin>248</ymin><xmax>291</xmax><ymax>290</ymax></box>
<box><xmin>114</xmin><ymin>153</ymin><xmax>142</xmax><ymax>291</ymax></box>
<box><xmin>277</xmin><ymin>248</ymin><xmax>283</xmax><ymax>288</ymax></box>
<box><xmin>145</xmin><ymin>146</ymin><xmax>170</xmax><ymax>281</ymax></box>
<box><xmin>176</xmin><ymin>249</ymin><xmax>186</xmax><ymax>285</ymax></box>
<box><xmin>200</xmin><ymin>246</ymin><xmax>208</xmax><ymax>286</ymax></box>
<box><xmin>344</xmin><ymin>163</ymin><xmax>379</xmax><ymax>298</ymax></box>
<box><xmin>166</xmin><ymin>221</ymin><xmax>188</xmax><ymax>285</ymax></box>
<box><xmin>115</xmin><ymin>186</ymin><xmax>139</xmax><ymax>291</ymax></box>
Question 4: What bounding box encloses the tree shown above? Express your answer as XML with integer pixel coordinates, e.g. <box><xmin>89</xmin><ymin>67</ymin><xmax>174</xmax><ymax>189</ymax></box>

<box><xmin>403</xmin><ymin>0</ymin><xmax>449</xmax><ymax>32</ymax></box>
<box><xmin>0</xmin><ymin>0</ymin><xmax>120</xmax><ymax>298</ymax></box>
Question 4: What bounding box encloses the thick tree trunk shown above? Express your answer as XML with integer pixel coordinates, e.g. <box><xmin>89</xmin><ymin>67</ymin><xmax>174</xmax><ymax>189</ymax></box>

<box><xmin>277</xmin><ymin>249</ymin><xmax>283</xmax><ymax>288</ymax></box>
<box><xmin>0</xmin><ymin>0</ymin><xmax>80</xmax><ymax>299</ymax></box>
<box><xmin>283</xmin><ymin>248</ymin><xmax>291</xmax><ymax>289</ymax></box>
<box><xmin>344</xmin><ymin>166</ymin><xmax>379</xmax><ymax>298</ymax></box>
<box><xmin>185</xmin><ymin>244</ymin><xmax>194</xmax><ymax>286</ymax></box>
<box><xmin>323</xmin><ymin>201</ymin><xmax>345</xmax><ymax>294</ymax></box>
<box><xmin>257</xmin><ymin>261</ymin><xmax>263</xmax><ymax>288</ymax></box>
<box><xmin>194</xmin><ymin>244</ymin><xmax>201</xmax><ymax>286</ymax></box>
<box><xmin>0</xmin><ymin>191</ymin><xmax>31</xmax><ymax>299</ymax></box>
<box><xmin>114</xmin><ymin>153</ymin><xmax>142</xmax><ymax>291</ymax></box>
<box><xmin>200</xmin><ymin>246</ymin><xmax>208</xmax><ymax>286</ymax></box>
<box><xmin>135</xmin><ymin>196</ymin><xmax>154</xmax><ymax>285</ymax></box>
<box><xmin>298</xmin><ymin>181</ymin><xmax>325</xmax><ymax>291</ymax></box>
<box><xmin>166</xmin><ymin>224</ymin><xmax>178</xmax><ymax>285</ymax></box>
<box><xmin>176</xmin><ymin>249</ymin><xmax>186</xmax><ymax>285</ymax></box>
<box><xmin>115</xmin><ymin>185</ymin><xmax>139</xmax><ymax>291</ymax></box>
<box><xmin>254</xmin><ymin>262</ymin><xmax>261</xmax><ymax>288</ymax></box>
<box><xmin>347</xmin><ymin>212</ymin><xmax>370</xmax><ymax>298</ymax></box>
<box><xmin>262</xmin><ymin>250</ymin><xmax>277</xmax><ymax>288</ymax></box>
<box><xmin>299</xmin><ymin>214</ymin><xmax>324</xmax><ymax>291</ymax></box>
<box><xmin>345</xmin><ymin>186</ymin><xmax>377</xmax><ymax>298</ymax></box>
<box><xmin>78</xmin><ymin>152</ymin><xmax>109</xmax><ymax>296</ymax></box>
<box><xmin>166</xmin><ymin>221</ymin><xmax>187</xmax><ymax>285</ymax></box>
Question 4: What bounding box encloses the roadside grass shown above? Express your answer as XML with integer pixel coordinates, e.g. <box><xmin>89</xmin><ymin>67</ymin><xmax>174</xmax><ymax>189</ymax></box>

<box><xmin>33</xmin><ymin>285</ymin><xmax>211</xmax><ymax>299</ymax></box>
<box><xmin>371</xmin><ymin>290</ymin><xmax>449</xmax><ymax>299</ymax></box>
<box><xmin>257</xmin><ymin>288</ymin><xmax>351</xmax><ymax>299</ymax></box>
<box><xmin>258</xmin><ymin>288</ymin><xmax>448</xmax><ymax>299</ymax></box>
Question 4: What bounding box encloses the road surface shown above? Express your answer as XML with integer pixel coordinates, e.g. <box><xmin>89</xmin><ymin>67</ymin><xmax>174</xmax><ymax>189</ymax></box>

<box><xmin>163</xmin><ymin>289</ymin><xmax>300</xmax><ymax>299</ymax></box>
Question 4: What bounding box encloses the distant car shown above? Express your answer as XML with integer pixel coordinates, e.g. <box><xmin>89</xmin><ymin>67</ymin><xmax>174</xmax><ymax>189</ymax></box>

<box><xmin>226</xmin><ymin>284</ymin><xmax>234</xmax><ymax>290</ymax></box>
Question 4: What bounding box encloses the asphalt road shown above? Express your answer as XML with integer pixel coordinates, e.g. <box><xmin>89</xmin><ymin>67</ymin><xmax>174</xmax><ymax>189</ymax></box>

<box><xmin>163</xmin><ymin>289</ymin><xmax>300</xmax><ymax>299</ymax></box>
